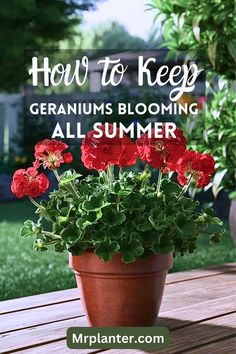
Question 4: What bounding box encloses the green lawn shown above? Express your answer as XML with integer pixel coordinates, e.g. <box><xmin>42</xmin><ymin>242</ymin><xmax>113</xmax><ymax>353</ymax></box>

<box><xmin>0</xmin><ymin>201</ymin><xmax>235</xmax><ymax>301</ymax></box>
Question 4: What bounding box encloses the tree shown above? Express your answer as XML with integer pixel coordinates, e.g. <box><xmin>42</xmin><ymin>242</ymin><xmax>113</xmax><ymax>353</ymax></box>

<box><xmin>0</xmin><ymin>0</ymin><xmax>101</xmax><ymax>92</ymax></box>
<box><xmin>81</xmin><ymin>21</ymin><xmax>150</xmax><ymax>52</ymax></box>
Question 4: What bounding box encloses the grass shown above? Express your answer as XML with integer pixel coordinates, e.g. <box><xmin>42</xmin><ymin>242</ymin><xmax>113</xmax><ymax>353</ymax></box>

<box><xmin>0</xmin><ymin>200</ymin><xmax>235</xmax><ymax>301</ymax></box>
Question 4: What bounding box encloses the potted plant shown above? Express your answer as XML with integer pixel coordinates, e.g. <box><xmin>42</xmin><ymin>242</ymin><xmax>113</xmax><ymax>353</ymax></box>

<box><xmin>11</xmin><ymin>124</ymin><xmax>225</xmax><ymax>326</ymax></box>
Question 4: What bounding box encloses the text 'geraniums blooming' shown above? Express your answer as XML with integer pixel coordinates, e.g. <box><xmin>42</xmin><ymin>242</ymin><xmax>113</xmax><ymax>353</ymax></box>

<box><xmin>11</xmin><ymin>123</ymin><xmax>224</xmax><ymax>262</ymax></box>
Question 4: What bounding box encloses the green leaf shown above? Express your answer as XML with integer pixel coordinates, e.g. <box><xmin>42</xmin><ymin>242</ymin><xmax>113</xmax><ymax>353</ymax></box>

<box><xmin>118</xmin><ymin>188</ymin><xmax>133</xmax><ymax>196</ymax></box>
<box><xmin>86</xmin><ymin>210</ymin><xmax>103</xmax><ymax>222</ymax></box>
<box><xmin>76</xmin><ymin>210</ymin><xmax>103</xmax><ymax>230</ymax></box>
<box><xmin>136</xmin><ymin>222</ymin><xmax>153</xmax><ymax>232</ymax></box>
<box><xmin>204</xmin><ymin>208</ymin><xmax>216</xmax><ymax>217</ymax></box>
<box><xmin>149</xmin><ymin>208</ymin><xmax>167</xmax><ymax>230</ymax></box>
<box><xmin>227</xmin><ymin>40</ymin><xmax>236</xmax><ymax>61</ymax></box>
<box><xmin>108</xmin><ymin>225</ymin><xmax>124</xmax><ymax>239</ymax></box>
<box><xmin>55</xmin><ymin>242</ymin><xmax>66</xmax><ymax>253</ymax></box>
<box><xmin>133</xmin><ymin>212</ymin><xmax>153</xmax><ymax>232</ymax></box>
<box><xmin>209</xmin><ymin>229</ymin><xmax>226</xmax><ymax>244</ymax></box>
<box><xmin>33</xmin><ymin>239</ymin><xmax>47</xmax><ymax>252</ymax></box>
<box><xmin>20</xmin><ymin>220</ymin><xmax>34</xmax><ymax>237</ymax></box>
<box><xmin>151</xmin><ymin>239</ymin><xmax>174</xmax><ymax>254</ymax></box>
<box><xmin>59</xmin><ymin>170</ymin><xmax>82</xmax><ymax>185</ymax></box>
<box><xmin>67</xmin><ymin>242</ymin><xmax>88</xmax><ymax>256</ymax></box>
<box><xmin>121</xmin><ymin>194</ymin><xmax>145</xmax><ymax>211</ymax></box>
<box><xmin>101</xmin><ymin>208</ymin><xmax>126</xmax><ymax>226</ymax></box>
<box><xmin>181</xmin><ymin>197</ymin><xmax>199</xmax><ymax>211</ymax></box>
<box><xmin>76</xmin><ymin>218</ymin><xmax>92</xmax><ymax>229</ymax></box>
<box><xmin>82</xmin><ymin>194</ymin><xmax>108</xmax><ymax>212</ymax></box>
<box><xmin>120</xmin><ymin>237</ymin><xmax>144</xmax><ymax>263</ymax></box>
<box><xmin>61</xmin><ymin>225</ymin><xmax>76</xmax><ymax>242</ymax></box>
<box><xmin>95</xmin><ymin>238</ymin><xmax>120</xmax><ymax>262</ymax></box>
<box><xmin>175</xmin><ymin>214</ymin><xmax>197</xmax><ymax>238</ymax></box>
<box><xmin>161</xmin><ymin>179</ymin><xmax>181</xmax><ymax>195</ymax></box>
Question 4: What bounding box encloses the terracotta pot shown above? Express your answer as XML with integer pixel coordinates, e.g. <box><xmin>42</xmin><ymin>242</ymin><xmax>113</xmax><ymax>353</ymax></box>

<box><xmin>229</xmin><ymin>199</ymin><xmax>236</xmax><ymax>246</ymax></box>
<box><xmin>69</xmin><ymin>251</ymin><xmax>173</xmax><ymax>327</ymax></box>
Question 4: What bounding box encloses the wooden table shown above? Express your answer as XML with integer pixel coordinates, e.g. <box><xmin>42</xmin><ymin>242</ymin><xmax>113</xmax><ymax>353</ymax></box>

<box><xmin>0</xmin><ymin>263</ymin><xmax>235</xmax><ymax>354</ymax></box>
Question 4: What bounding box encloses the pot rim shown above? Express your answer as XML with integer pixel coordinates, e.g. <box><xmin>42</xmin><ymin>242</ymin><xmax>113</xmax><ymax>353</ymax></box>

<box><xmin>69</xmin><ymin>250</ymin><xmax>173</xmax><ymax>275</ymax></box>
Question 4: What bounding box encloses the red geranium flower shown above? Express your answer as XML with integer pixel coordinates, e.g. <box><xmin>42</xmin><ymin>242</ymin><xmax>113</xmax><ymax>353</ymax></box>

<box><xmin>136</xmin><ymin>126</ymin><xmax>186</xmax><ymax>171</ymax></box>
<box><xmin>34</xmin><ymin>139</ymin><xmax>73</xmax><ymax>170</ymax></box>
<box><xmin>11</xmin><ymin>167</ymin><xmax>49</xmax><ymax>198</ymax></box>
<box><xmin>118</xmin><ymin>135</ymin><xmax>137</xmax><ymax>168</ymax></box>
<box><xmin>81</xmin><ymin>124</ymin><xmax>137</xmax><ymax>171</ymax></box>
<box><xmin>176</xmin><ymin>150</ymin><xmax>215</xmax><ymax>188</ymax></box>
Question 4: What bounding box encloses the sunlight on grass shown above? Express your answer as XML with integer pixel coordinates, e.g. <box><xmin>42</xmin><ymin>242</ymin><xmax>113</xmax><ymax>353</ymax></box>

<box><xmin>0</xmin><ymin>200</ymin><xmax>235</xmax><ymax>301</ymax></box>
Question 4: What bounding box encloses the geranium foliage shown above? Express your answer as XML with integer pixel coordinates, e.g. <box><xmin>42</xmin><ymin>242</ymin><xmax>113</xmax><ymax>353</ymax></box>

<box><xmin>20</xmin><ymin>170</ymin><xmax>224</xmax><ymax>262</ymax></box>
<box><xmin>12</xmin><ymin>125</ymin><xmax>225</xmax><ymax>263</ymax></box>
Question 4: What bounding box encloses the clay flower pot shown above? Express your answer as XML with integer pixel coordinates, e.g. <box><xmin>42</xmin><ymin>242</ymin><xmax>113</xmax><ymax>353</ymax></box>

<box><xmin>69</xmin><ymin>250</ymin><xmax>173</xmax><ymax>327</ymax></box>
<box><xmin>229</xmin><ymin>199</ymin><xmax>236</xmax><ymax>246</ymax></box>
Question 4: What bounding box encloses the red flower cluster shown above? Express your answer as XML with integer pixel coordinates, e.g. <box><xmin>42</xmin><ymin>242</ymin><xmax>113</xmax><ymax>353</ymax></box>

<box><xmin>34</xmin><ymin>139</ymin><xmax>73</xmax><ymax>170</ymax></box>
<box><xmin>136</xmin><ymin>126</ymin><xmax>187</xmax><ymax>171</ymax></box>
<box><xmin>176</xmin><ymin>151</ymin><xmax>215</xmax><ymax>187</ymax></box>
<box><xmin>12</xmin><ymin>139</ymin><xmax>73</xmax><ymax>199</ymax></box>
<box><xmin>11</xmin><ymin>131</ymin><xmax>215</xmax><ymax>200</ymax></box>
<box><xmin>81</xmin><ymin>124</ymin><xmax>137</xmax><ymax>170</ymax></box>
<box><xmin>11</xmin><ymin>167</ymin><xmax>49</xmax><ymax>198</ymax></box>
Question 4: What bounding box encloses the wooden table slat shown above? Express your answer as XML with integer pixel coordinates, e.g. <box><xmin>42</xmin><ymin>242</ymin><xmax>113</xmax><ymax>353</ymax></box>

<box><xmin>0</xmin><ymin>317</ymin><xmax>88</xmax><ymax>354</ymax></box>
<box><xmin>0</xmin><ymin>288</ymin><xmax>79</xmax><ymax>315</ymax></box>
<box><xmin>1</xmin><ymin>271</ymin><xmax>235</xmax><ymax>324</ymax></box>
<box><xmin>1</xmin><ymin>263</ymin><xmax>235</xmax><ymax>315</ymax></box>
<box><xmin>0</xmin><ymin>263</ymin><xmax>235</xmax><ymax>354</ymax></box>
<box><xmin>79</xmin><ymin>313</ymin><xmax>236</xmax><ymax>354</ymax></box>
<box><xmin>0</xmin><ymin>301</ymin><xmax>84</xmax><ymax>334</ymax></box>
<box><xmin>1</xmin><ymin>273</ymin><xmax>235</xmax><ymax>334</ymax></box>
<box><xmin>166</xmin><ymin>262</ymin><xmax>236</xmax><ymax>284</ymax></box>
<box><xmin>160</xmin><ymin>294</ymin><xmax>236</xmax><ymax>323</ymax></box>
<box><xmin>186</xmin><ymin>336</ymin><xmax>236</xmax><ymax>354</ymax></box>
<box><xmin>160</xmin><ymin>279</ymin><xmax>236</xmax><ymax>313</ymax></box>
<box><xmin>20</xmin><ymin>342</ymin><xmax>98</xmax><ymax>354</ymax></box>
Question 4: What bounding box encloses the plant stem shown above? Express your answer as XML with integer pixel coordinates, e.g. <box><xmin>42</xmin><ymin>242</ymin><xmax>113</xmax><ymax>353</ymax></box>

<box><xmin>116</xmin><ymin>195</ymin><xmax>120</xmax><ymax>212</ymax></box>
<box><xmin>54</xmin><ymin>169</ymin><xmax>79</xmax><ymax>199</ymax></box>
<box><xmin>156</xmin><ymin>170</ymin><xmax>163</xmax><ymax>197</ymax></box>
<box><xmin>28</xmin><ymin>196</ymin><xmax>42</xmax><ymax>209</ymax></box>
<box><xmin>42</xmin><ymin>231</ymin><xmax>62</xmax><ymax>240</ymax></box>
<box><xmin>69</xmin><ymin>182</ymin><xmax>80</xmax><ymax>199</ymax></box>
<box><xmin>178</xmin><ymin>175</ymin><xmax>193</xmax><ymax>200</ymax></box>
<box><xmin>107</xmin><ymin>164</ymin><xmax>114</xmax><ymax>190</ymax></box>
<box><xmin>53</xmin><ymin>170</ymin><xmax>60</xmax><ymax>182</ymax></box>
<box><xmin>119</xmin><ymin>167</ymin><xmax>123</xmax><ymax>179</ymax></box>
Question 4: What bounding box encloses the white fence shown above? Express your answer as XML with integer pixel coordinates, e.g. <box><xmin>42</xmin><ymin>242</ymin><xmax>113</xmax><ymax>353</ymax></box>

<box><xmin>0</xmin><ymin>93</ymin><xmax>22</xmax><ymax>156</ymax></box>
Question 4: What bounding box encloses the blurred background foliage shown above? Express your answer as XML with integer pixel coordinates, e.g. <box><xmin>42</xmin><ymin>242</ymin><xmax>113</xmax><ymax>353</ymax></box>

<box><xmin>79</xmin><ymin>21</ymin><xmax>162</xmax><ymax>51</ymax></box>
<box><xmin>0</xmin><ymin>0</ymin><xmax>102</xmax><ymax>92</ymax></box>
<box><xmin>149</xmin><ymin>0</ymin><xmax>236</xmax><ymax>79</ymax></box>
<box><xmin>182</xmin><ymin>83</ymin><xmax>236</xmax><ymax>194</ymax></box>
<box><xmin>150</xmin><ymin>0</ymin><xmax>236</xmax><ymax>195</ymax></box>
